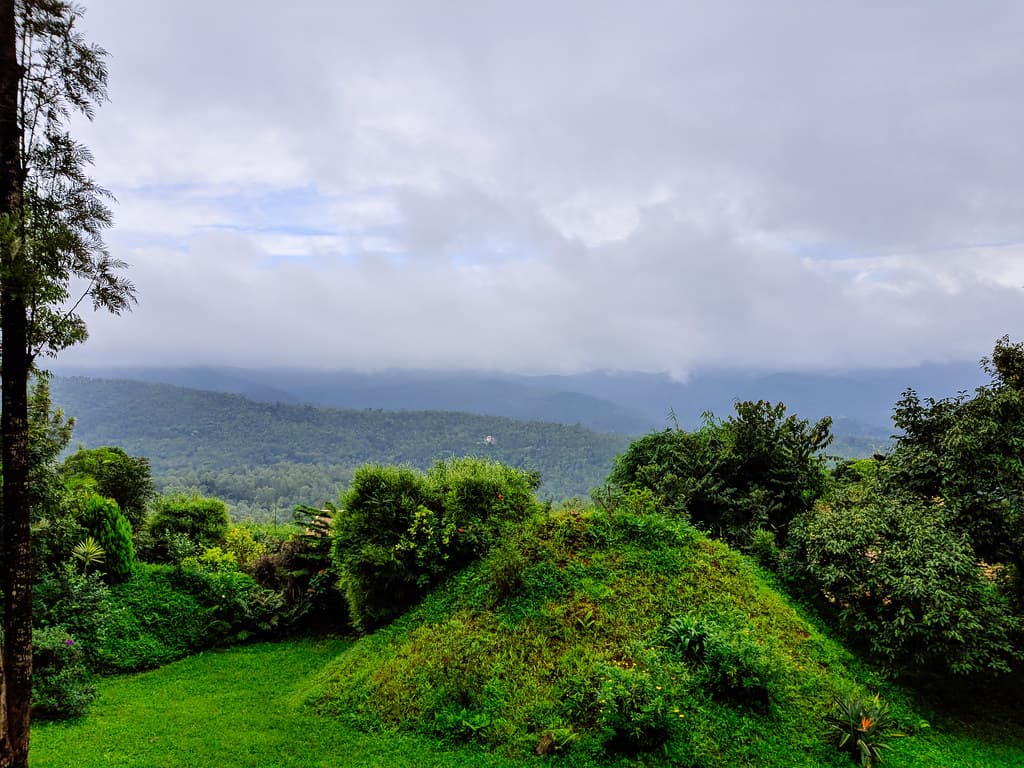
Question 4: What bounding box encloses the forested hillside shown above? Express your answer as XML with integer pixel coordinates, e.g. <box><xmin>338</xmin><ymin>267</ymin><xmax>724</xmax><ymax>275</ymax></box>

<box><xmin>55</xmin><ymin>363</ymin><xmax>981</xmax><ymax>436</ymax></box>
<box><xmin>50</xmin><ymin>377</ymin><xmax>631</xmax><ymax>517</ymax></box>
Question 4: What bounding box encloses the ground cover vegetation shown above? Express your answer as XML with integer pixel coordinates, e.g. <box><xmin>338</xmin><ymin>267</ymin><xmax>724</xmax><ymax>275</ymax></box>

<box><xmin>308</xmin><ymin>493</ymin><xmax>1021</xmax><ymax>766</ymax></box>
<box><xmin>15</xmin><ymin>337</ymin><xmax>1024</xmax><ymax>766</ymax></box>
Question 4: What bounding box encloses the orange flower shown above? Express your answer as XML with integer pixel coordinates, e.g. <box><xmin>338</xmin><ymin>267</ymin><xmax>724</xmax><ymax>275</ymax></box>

<box><xmin>859</xmin><ymin>717</ymin><xmax>874</xmax><ymax>731</ymax></box>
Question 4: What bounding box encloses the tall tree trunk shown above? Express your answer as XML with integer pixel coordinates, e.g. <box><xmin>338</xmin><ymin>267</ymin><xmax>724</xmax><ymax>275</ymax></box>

<box><xmin>0</xmin><ymin>0</ymin><xmax>31</xmax><ymax>766</ymax></box>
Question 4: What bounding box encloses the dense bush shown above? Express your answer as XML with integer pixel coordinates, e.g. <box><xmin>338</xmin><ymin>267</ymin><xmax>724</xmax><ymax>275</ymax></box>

<box><xmin>31</xmin><ymin>625</ymin><xmax>95</xmax><ymax>720</ymax></box>
<box><xmin>32</xmin><ymin>503</ymin><xmax>87</xmax><ymax>574</ymax></box>
<box><xmin>93</xmin><ymin>563</ymin><xmax>285</xmax><ymax>672</ymax></box>
<box><xmin>774</xmin><ymin>337</ymin><xmax>1024</xmax><ymax>680</ymax></box>
<box><xmin>787</xmin><ymin>482</ymin><xmax>1021</xmax><ymax>677</ymax></box>
<box><xmin>28</xmin><ymin>377</ymin><xmax>80</xmax><ymax>570</ymax></box>
<box><xmin>595</xmin><ymin>661</ymin><xmax>675</xmax><ymax>752</ymax></box>
<box><xmin>97</xmin><ymin>565</ymin><xmax>215</xmax><ymax>671</ymax></box>
<box><xmin>332</xmin><ymin>458</ymin><xmax>540</xmax><ymax>631</ymax></box>
<box><xmin>224</xmin><ymin>524</ymin><xmax>270</xmax><ymax>569</ymax></box>
<box><xmin>610</xmin><ymin>401</ymin><xmax>831</xmax><ymax>546</ymax></box>
<box><xmin>168</xmin><ymin>565</ymin><xmax>285</xmax><ymax>643</ymax></box>
<box><xmin>148</xmin><ymin>492</ymin><xmax>230</xmax><ymax>554</ymax></box>
<box><xmin>661</xmin><ymin>613</ymin><xmax>780</xmax><ymax>707</ymax></box>
<box><xmin>33</xmin><ymin>566</ymin><xmax>114</xmax><ymax>659</ymax></box>
<box><xmin>80</xmin><ymin>494</ymin><xmax>135</xmax><ymax>582</ymax></box>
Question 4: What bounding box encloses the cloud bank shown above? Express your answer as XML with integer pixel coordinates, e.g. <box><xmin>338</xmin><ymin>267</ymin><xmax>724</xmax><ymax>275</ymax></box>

<box><xmin>58</xmin><ymin>1</ymin><xmax>1024</xmax><ymax>374</ymax></box>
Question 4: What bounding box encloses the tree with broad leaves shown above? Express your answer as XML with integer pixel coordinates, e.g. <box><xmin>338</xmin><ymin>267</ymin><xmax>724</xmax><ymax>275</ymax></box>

<box><xmin>0</xmin><ymin>2</ymin><xmax>133</xmax><ymax>765</ymax></box>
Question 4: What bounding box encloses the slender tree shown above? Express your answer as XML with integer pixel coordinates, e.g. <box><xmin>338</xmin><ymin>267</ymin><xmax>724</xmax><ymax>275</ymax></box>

<box><xmin>0</xmin><ymin>3</ymin><xmax>132</xmax><ymax>765</ymax></box>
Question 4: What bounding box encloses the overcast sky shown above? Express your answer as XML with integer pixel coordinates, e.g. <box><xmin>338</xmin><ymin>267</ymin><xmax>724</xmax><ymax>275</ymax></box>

<box><xmin>53</xmin><ymin>0</ymin><xmax>1024</xmax><ymax>376</ymax></box>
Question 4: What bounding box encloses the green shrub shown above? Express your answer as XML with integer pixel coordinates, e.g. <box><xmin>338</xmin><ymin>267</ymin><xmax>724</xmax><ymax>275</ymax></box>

<box><xmin>80</xmin><ymin>494</ymin><xmax>135</xmax><ymax>582</ymax></box>
<box><xmin>424</xmin><ymin>457</ymin><xmax>539</xmax><ymax>569</ymax></box>
<box><xmin>661</xmin><ymin>613</ymin><xmax>779</xmax><ymax>707</ymax></box>
<box><xmin>482</xmin><ymin>538</ymin><xmax>529</xmax><ymax>604</ymax></box>
<box><xmin>33</xmin><ymin>565</ymin><xmax>114</xmax><ymax>661</ymax></box>
<box><xmin>224</xmin><ymin>525</ymin><xmax>269</xmax><ymax>569</ymax></box>
<box><xmin>60</xmin><ymin>446</ymin><xmax>155</xmax><ymax>529</ymax></box>
<box><xmin>331</xmin><ymin>465</ymin><xmax>432</xmax><ymax>629</ymax></box>
<box><xmin>181</xmin><ymin>546</ymin><xmax>240</xmax><ymax>573</ymax></box>
<box><xmin>661</xmin><ymin>614</ymin><xmax>710</xmax><ymax>659</ymax></box>
<box><xmin>595</xmin><ymin>661</ymin><xmax>675</xmax><ymax>752</ymax></box>
<box><xmin>252</xmin><ymin>532</ymin><xmax>346</xmax><ymax>630</ymax></box>
<box><xmin>70</xmin><ymin>536</ymin><xmax>105</xmax><ymax>574</ymax></box>
<box><xmin>789</xmin><ymin>485</ymin><xmax>1022</xmax><ymax>677</ymax></box>
<box><xmin>699</xmin><ymin>623</ymin><xmax>779</xmax><ymax>707</ymax></box>
<box><xmin>97</xmin><ymin>564</ymin><xmax>215</xmax><ymax>672</ymax></box>
<box><xmin>332</xmin><ymin>459</ymin><xmax>540</xmax><ymax>631</ymax></box>
<box><xmin>31</xmin><ymin>625</ymin><xmax>95</xmax><ymax>720</ymax></box>
<box><xmin>31</xmin><ymin>500</ymin><xmax>87</xmax><ymax>574</ymax></box>
<box><xmin>168</xmin><ymin>566</ymin><xmax>285</xmax><ymax>642</ymax></box>
<box><xmin>148</xmin><ymin>492</ymin><xmax>230</xmax><ymax>552</ymax></box>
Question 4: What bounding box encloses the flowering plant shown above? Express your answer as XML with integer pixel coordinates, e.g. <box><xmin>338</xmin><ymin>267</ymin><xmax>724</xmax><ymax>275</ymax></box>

<box><xmin>825</xmin><ymin>694</ymin><xmax>896</xmax><ymax>767</ymax></box>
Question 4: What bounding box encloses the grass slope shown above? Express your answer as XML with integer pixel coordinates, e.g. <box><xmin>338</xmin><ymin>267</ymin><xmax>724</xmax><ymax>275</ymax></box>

<box><xmin>306</xmin><ymin>505</ymin><xmax>1024</xmax><ymax>767</ymax></box>
<box><xmin>30</xmin><ymin>638</ymin><xmax>527</xmax><ymax>768</ymax></box>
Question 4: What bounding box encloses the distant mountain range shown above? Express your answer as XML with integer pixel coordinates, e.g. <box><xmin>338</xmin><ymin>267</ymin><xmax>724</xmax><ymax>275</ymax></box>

<box><xmin>48</xmin><ymin>377</ymin><xmax>632</xmax><ymax>513</ymax></box>
<box><xmin>46</xmin><ymin>362</ymin><xmax>990</xmax><ymax>518</ymax></box>
<box><xmin>53</xmin><ymin>360</ymin><xmax>988</xmax><ymax>435</ymax></box>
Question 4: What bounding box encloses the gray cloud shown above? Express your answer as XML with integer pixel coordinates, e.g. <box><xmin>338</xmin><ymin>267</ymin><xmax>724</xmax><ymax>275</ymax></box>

<box><xmin>58</xmin><ymin>0</ymin><xmax>1024</xmax><ymax>374</ymax></box>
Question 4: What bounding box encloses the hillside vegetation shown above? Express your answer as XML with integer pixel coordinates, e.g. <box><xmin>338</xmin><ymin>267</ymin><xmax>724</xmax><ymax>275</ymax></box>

<box><xmin>307</xmin><ymin>503</ymin><xmax>1019</xmax><ymax>767</ymax></box>
<box><xmin>55</xmin><ymin>362</ymin><xmax>983</xmax><ymax>436</ymax></box>
<box><xmin>48</xmin><ymin>375</ymin><xmax>891</xmax><ymax>520</ymax></box>
<box><xmin>50</xmin><ymin>376</ymin><xmax>631</xmax><ymax>510</ymax></box>
<box><xmin>27</xmin><ymin>340</ymin><xmax>1024</xmax><ymax>766</ymax></box>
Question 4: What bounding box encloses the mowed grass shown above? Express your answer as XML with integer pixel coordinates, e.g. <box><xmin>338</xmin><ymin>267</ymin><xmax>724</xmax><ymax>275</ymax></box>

<box><xmin>30</xmin><ymin>638</ymin><xmax>527</xmax><ymax>768</ymax></box>
<box><xmin>29</xmin><ymin>632</ymin><xmax>1024</xmax><ymax>768</ymax></box>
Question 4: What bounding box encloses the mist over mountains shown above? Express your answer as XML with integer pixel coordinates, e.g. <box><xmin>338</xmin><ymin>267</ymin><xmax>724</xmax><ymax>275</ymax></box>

<box><xmin>53</xmin><ymin>361</ymin><xmax>987</xmax><ymax>437</ymax></box>
<box><xmin>45</xmin><ymin>361</ymin><xmax>990</xmax><ymax>515</ymax></box>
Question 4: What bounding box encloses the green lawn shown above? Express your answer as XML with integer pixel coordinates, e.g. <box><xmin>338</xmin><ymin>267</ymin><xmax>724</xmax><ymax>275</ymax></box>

<box><xmin>30</xmin><ymin>638</ymin><xmax>526</xmax><ymax>768</ymax></box>
<box><xmin>30</xmin><ymin>635</ymin><xmax>1024</xmax><ymax>768</ymax></box>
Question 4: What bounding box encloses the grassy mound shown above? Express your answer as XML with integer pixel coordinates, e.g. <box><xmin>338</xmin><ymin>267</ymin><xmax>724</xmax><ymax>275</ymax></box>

<box><xmin>307</xmin><ymin>502</ymin><xmax>935</xmax><ymax>767</ymax></box>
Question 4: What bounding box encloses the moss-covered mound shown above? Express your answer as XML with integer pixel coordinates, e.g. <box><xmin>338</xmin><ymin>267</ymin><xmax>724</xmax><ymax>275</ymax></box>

<box><xmin>305</xmin><ymin>503</ymin><xmax>979</xmax><ymax>767</ymax></box>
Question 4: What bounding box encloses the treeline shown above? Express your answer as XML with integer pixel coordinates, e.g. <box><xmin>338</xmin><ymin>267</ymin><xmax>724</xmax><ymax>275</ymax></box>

<box><xmin>50</xmin><ymin>377</ymin><xmax>631</xmax><ymax>511</ymax></box>
<box><xmin>158</xmin><ymin>463</ymin><xmax>354</xmax><ymax>523</ymax></box>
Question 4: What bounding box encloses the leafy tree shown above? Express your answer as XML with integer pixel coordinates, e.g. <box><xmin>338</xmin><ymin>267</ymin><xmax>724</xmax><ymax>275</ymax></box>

<box><xmin>0</xmin><ymin>3</ymin><xmax>133</xmax><ymax>763</ymax></box>
<box><xmin>780</xmin><ymin>337</ymin><xmax>1024</xmax><ymax>679</ymax></box>
<box><xmin>60</xmin><ymin>446</ymin><xmax>154</xmax><ymax>529</ymax></box>
<box><xmin>610</xmin><ymin>401</ymin><xmax>831</xmax><ymax>546</ymax></box>
<box><xmin>885</xmin><ymin>335</ymin><xmax>1024</xmax><ymax>598</ymax></box>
